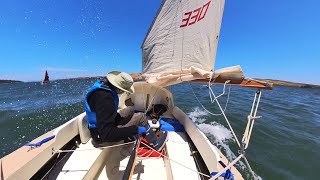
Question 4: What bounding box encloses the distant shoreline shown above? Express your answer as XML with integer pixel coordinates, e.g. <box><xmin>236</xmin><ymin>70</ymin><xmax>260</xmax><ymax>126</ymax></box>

<box><xmin>1</xmin><ymin>74</ymin><xmax>319</xmax><ymax>88</ymax></box>
<box><xmin>0</xmin><ymin>80</ymin><xmax>22</xmax><ymax>84</ymax></box>
<box><xmin>66</xmin><ymin>74</ymin><xmax>320</xmax><ymax>88</ymax></box>
<box><xmin>255</xmin><ymin>78</ymin><xmax>320</xmax><ymax>88</ymax></box>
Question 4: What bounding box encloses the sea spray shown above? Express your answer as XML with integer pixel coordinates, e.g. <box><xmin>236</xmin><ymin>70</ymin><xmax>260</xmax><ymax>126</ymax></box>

<box><xmin>188</xmin><ymin>106</ymin><xmax>208</xmax><ymax>123</ymax></box>
<box><xmin>187</xmin><ymin>107</ymin><xmax>253</xmax><ymax>177</ymax></box>
<box><xmin>187</xmin><ymin>107</ymin><xmax>236</xmax><ymax>159</ymax></box>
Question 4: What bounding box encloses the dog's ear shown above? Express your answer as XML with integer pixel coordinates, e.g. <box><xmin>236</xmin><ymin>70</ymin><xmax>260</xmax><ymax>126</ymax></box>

<box><xmin>125</xmin><ymin>98</ymin><xmax>134</xmax><ymax>106</ymax></box>
<box><xmin>146</xmin><ymin>104</ymin><xmax>168</xmax><ymax>119</ymax></box>
<box><xmin>153</xmin><ymin>104</ymin><xmax>167</xmax><ymax>115</ymax></box>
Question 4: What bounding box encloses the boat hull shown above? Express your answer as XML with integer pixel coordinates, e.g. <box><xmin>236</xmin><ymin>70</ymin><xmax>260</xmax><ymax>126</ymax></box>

<box><xmin>1</xmin><ymin>82</ymin><xmax>243</xmax><ymax>180</ymax></box>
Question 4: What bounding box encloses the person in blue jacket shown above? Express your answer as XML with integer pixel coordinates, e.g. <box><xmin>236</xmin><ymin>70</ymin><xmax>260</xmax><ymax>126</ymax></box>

<box><xmin>84</xmin><ymin>71</ymin><xmax>149</xmax><ymax>145</ymax></box>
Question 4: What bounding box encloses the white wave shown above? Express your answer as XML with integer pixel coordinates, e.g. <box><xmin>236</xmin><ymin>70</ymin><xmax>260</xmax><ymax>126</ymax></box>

<box><xmin>197</xmin><ymin>123</ymin><xmax>236</xmax><ymax>159</ymax></box>
<box><xmin>187</xmin><ymin>107</ymin><xmax>248</xmax><ymax>171</ymax></box>
<box><xmin>197</xmin><ymin>122</ymin><xmax>233</xmax><ymax>144</ymax></box>
<box><xmin>187</xmin><ymin>107</ymin><xmax>208</xmax><ymax>123</ymax></box>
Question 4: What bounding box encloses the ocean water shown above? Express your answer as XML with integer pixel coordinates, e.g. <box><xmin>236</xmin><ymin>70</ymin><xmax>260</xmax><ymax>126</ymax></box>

<box><xmin>1</xmin><ymin>79</ymin><xmax>319</xmax><ymax>179</ymax></box>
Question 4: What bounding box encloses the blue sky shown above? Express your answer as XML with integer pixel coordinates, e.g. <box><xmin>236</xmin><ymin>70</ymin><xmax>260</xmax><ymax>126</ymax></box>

<box><xmin>0</xmin><ymin>0</ymin><xmax>319</xmax><ymax>84</ymax></box>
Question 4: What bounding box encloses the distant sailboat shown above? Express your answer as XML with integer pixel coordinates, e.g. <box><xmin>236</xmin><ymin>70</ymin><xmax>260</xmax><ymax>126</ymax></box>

<box><xmin>41</xmin><ymin>70</ymin><xmax>49</xmax><ymax>85</ymax></box>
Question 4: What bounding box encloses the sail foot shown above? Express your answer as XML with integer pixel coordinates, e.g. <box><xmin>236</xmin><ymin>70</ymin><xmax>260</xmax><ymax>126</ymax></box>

<box><xmin>142</xmin><ymin>66</ymin><xmax>213</xmax><ymax>87</ymax></box>
<box><xmin>143</xmin><ymin>65</ymin><xmax>246</xmax><ymax>87</ymax></box>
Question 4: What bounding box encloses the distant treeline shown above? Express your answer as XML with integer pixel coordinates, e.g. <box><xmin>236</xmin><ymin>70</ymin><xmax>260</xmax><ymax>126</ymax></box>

<box><xmin>68</xmin><ymin>75</ymin><xmax>320</xmax><ymax>88</ymax></box>
<box><xmin>2</xmin><ymin>75</ymin><xmax>319</xmax><ymax>89</ymax></box>
<box><xmin>0</xmin><ymin>80</ymin><xmax>22</xmax><ymax>84</ymax></box>
<box><xmin>256</xmin><ymin>78</ymin><xmax>320</xmax><ymax>89</ymax></box>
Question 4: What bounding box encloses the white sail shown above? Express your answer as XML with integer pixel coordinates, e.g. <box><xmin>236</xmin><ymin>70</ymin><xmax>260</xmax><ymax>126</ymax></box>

<box><xmin>142</xmin><ymin>0</ymin><xmax>226</xmax><ymax>86</ymax></box>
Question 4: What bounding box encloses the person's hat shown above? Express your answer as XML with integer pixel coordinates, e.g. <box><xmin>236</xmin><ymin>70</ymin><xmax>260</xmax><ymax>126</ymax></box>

<box><xmin>107</xmin><ymin>71</ymin><xmax>134</xmax><ymax>94</ymax></box>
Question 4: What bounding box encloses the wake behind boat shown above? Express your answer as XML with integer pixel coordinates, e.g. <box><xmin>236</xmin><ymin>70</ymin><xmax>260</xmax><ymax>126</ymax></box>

<box><xmin>1</xmin><ymin>0</ymin><xmax>272</xmax><ymax>179</ymax></box>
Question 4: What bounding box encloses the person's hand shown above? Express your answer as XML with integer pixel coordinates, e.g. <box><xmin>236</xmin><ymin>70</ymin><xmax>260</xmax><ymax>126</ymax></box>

<box><xmin>138</xmin><ymin>123</ymin><xmax>152</xmax><ymax>137</ymax></box>
<box><xmin>138</xmin><ymin>126</ymin><xmax>147</xmax><ymax>137</ymax></box>
<box><xmin>144</xmin><ymin>124</ymin><xmax>157</xmax><ymax>146</ymax></box>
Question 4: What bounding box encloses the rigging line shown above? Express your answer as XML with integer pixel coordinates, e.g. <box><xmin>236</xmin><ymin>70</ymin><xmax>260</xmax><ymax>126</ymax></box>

<box><xmin>210</xmin><ymin>87</ymin><xmax>231</xmax><ymax>114</ymax></box>
<box><xmin>139</xmin><ymin>86</ymin><xmax>161</xmax><ymax>126</ymax></box>
<box><xmin>139</xmin><ymin>141</ymin><xmax>211</xmax><ymax>178</ymax></box>
<box><xmin>224</xmin><ymin>85</ymin><xmax>231</xmax><ymax>112</ymax></box>
<box><xmin>243</xmin><ymin>156</ymin><xmax>258</xmax><ymax>180</ymax></box>
<box><xmin>211</xmin><ymin>154</ymin><xmax>244</xmax><ymax>180</ymax></box>
<box><xmin>208</xmin><ymin>81</ymin><xmax>231</xmax><ymax>113</ymax></box>
<box><xmin>142</xmin><ymin>83</ymin><xmax>146</xmax><ymax>111</ymax></box>
<box><xmin>207</xmin><ymin>77</ymin><xmax>232</xmax><ymax>112</ymax></box>
<box><xmin>190</xmin><ymin>84</ymin><xmax>221</xmax><ymax>116</ymax></box>
<box><xmin>207</xmin><ymin>82</ymin><xmax>259</xmax><ymax>179</ymax></box>
<box><xmin>205</xmin><ymin>76</ymin><xmax>242</xmax><ymax>147</ymax></box>
<box><xmin>210</xmin><ymin>86</ymin><xmax>241</xmax><ymax>148</ymax></box>
<box><xmin>137</xmin><ymin>148</ymin><xmax>153</xmax><ymax>158</ymax></box>
<box><xmin>243</xmin><ymin>90</ymin><xmax>262</xmax><ymax>150</ymax></box>
<box><xmin>203</xmin><ymin>76</ymin><xmax>241</xmax><ymax>148</ymax></box>
<box><xmin>144</xmin><ymin>86</ymin><xmax>160</xmax><ymax>114</ymax></box>
<box><xmin>40</xmin><ymin>144</ymin><xmax>76</xmax><ymax>180</ymax></box>
<box><xmin>53</xmin><ymin>141</ymin><xmax>135</xmax><ymax>153</ymax></box>
<box><xmin>189</xmin><ymin>82</ymin><xmax>231</xmax><ymax>116</ymax></box>
<box><xmin>208</xmin><ymin>80</ymin><xmax>230</xmax><ymax>103</ymax></box>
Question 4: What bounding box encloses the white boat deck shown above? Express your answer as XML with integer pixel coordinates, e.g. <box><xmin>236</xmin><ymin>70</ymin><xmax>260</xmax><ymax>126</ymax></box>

<box><xmin>97</xmin><ymin>131</ymin><xmax>199</xmax><ymax>180</ymax></box>
<box><xmin>50</xmin><ymin>130</ymin><xmax>201</xmax><ymax>180</ymax></box>
<box><xmin>116</xmin><ymin>157</ymin><xmax>167</xmax><ymax>180</ymax></box>
<box><xmin>165</xmin><ymin>132</ymin><xmax>200</xmax><ymax>179</ymax></box>
<box><xmin>53</xmin><ymin>141</ymin><xmax>104</xmax><ymax>180</ymax></box>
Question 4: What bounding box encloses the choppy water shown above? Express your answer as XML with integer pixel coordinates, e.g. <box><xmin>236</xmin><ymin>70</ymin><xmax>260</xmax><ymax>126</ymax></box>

<box><xmin>1</xmin><ymin>79</ymin><xmax>319</xmax><ymax>179</ymax></box>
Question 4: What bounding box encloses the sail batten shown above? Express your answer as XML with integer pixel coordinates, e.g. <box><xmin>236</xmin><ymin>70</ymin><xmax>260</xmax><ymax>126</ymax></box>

<box><xmin>142</xmin><ymin>0</ymin><xmax>225</xmax><ymax>86</ymax></box>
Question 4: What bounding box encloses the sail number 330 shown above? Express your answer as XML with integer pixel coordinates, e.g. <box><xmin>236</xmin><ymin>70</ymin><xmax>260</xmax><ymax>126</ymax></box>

<box><xmin>180</xmin><ymin>1</ymin><xmax>211</xmax><ymax>28</ymax></box>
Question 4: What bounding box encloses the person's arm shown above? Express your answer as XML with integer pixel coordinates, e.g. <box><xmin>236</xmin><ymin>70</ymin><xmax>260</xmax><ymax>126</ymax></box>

<box><xmin>115</xmin><ymin>113</ymin><xmax>132</xmax><ymax>125</ymax></box>
<box><xmin>88</xmin><ymin>90</ymin><xmax>138</xmax><ymax>142</ymax></box>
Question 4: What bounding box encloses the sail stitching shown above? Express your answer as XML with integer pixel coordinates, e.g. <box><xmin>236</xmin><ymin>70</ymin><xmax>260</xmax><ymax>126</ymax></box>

<box><xmin>171</xmin><ymin>0</ymin><xmax>181</xmax><ymax>81</ymax></box>
<box><xmin>151</xmin><ymin>0</ymin><xmax>181</xmax><ymax>74</ymax></box>
<box><xmin>179</xmin><ymin>0</ymin><xmax>185</xmax><ymax>82</ymax></box>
